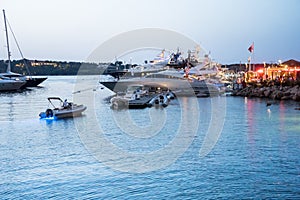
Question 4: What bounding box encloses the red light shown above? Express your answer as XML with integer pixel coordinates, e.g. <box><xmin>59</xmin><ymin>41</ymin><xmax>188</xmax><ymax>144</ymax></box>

<box><xmin>257</xmin><ymin>69</ymin><xmax>264</xmax><ymax>73</ymax></box>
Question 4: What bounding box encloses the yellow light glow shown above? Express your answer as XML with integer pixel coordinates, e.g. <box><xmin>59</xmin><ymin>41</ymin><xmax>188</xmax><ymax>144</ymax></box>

<box><xmin>257</xmin><ymin>69</ymin><xmax>264</xmax><ymax>73</ymax></box>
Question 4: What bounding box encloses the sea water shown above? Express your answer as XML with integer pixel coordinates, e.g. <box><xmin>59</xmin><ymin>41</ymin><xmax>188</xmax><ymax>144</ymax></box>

<box><xmin>0</xmin><ymin>76</ymin><xmax>299</xmax><ymax>199</ymax></box>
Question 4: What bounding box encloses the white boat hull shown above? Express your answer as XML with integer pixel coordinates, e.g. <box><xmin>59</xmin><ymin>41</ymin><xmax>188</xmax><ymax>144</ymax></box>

<box><xmin>101</xmin><ymin>77</ymin><xmax>220</xmax><ymax>97</ymax></box>
<box><xmin>39</xmin><ymin>105</ymin><xmax>87</xmax><ymax>119</ymax></box>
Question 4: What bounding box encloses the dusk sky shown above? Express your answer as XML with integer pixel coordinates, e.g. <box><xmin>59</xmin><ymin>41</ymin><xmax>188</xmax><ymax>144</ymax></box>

<box><xmin>1</xmin><ymin>0</ymin><xmax>299</xmax><ymax>64</ymax></box>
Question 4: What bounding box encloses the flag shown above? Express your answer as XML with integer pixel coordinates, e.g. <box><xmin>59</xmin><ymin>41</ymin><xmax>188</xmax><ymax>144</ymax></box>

<box><xmin>248</xmin><ymin>43</ymin><xmax>254</xmax><ymax>53</ymax></box>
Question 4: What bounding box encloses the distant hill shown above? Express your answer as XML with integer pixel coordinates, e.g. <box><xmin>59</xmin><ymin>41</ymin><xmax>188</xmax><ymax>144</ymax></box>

<box><xmin>0</xmin><ymin>59</ymin><xmax>109</xmax><ymax>75</ymax></box>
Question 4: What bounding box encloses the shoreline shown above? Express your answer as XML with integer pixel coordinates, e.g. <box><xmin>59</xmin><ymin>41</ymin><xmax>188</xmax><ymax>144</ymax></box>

<box><xmin>231</xmin><ymin>84</ymin><xmax>300</xmax><ymax>102</ymax></box>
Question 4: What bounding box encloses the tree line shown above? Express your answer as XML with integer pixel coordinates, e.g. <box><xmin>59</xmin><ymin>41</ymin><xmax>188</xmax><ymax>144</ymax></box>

<box><xmin>0</xmin><ymin>59</ymin><xmax>108</xmax><ymax>75</ymax></box>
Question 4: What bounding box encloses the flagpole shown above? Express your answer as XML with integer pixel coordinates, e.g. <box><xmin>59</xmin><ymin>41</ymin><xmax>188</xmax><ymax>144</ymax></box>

<box><xmin>249</xmin><ymin>56</ymin><xmax>251</xmax><ymax>71</ymax></box>
<box><xmin>248</xmin><ymin>42</ymin><xmax>254</xmax><ymax>71</ymax></box>
<box><xmin>252</xmin><ymin>42</ymin><xmax>254</xmax><ymax>71</ymax></box>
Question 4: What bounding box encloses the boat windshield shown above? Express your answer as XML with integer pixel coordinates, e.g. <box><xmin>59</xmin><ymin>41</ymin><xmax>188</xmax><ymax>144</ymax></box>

<box><xmin>144</xmin><ymin>73</ymin><xmax>183</xmax><ymax>80</ymax></box>
<box><xmin>48</xmin><ymin>98</ymin><xmax>64</xmax><ymax>108</ymax></box>
<box><xmin>126</xmin><ymin>85</ymin><xmax>144</xmax><ymax>93</ymax></box>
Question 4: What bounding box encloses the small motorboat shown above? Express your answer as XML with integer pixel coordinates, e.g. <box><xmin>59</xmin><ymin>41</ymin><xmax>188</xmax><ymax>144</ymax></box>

<box><xmin>39</xmin><ymin>97</ymin><xmax>87</xmax><ymax>119</ymax></box>
<box><xmin>110</xmin><ymin>84</ymin><xmax>174</xmax><ymax>109</ymax></box>
<box><xmin>110</xmin><ymin>84</ymin><xmax>152</xmax><ymax>109</ymax></box>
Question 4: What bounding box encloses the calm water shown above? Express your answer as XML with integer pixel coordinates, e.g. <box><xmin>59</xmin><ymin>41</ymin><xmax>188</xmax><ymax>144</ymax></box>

<box><xmin>0</xmin><ymin>76</ymin><xmax>299</xmax><ymax>199</ymax></box>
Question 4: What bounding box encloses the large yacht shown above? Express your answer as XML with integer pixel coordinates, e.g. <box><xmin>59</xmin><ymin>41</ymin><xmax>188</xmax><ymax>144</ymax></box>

<box><xmin>100</xmin><ymin>69</ymin><xmax>221</xmax><ymax>97</ymax></box>
<box><xmin>101</xmin><ymin>49</ymin><xmax>170</xmax><ymax>79</ymax></box>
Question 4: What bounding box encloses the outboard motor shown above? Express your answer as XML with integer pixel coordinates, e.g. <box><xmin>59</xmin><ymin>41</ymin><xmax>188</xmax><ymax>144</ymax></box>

<box><xmin>45</xmin><ymin>109</ymin><xmax>53</xmax><ymax>118</ymax></box>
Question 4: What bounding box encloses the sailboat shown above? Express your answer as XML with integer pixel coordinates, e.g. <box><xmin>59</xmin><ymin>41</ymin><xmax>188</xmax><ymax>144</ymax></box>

<box><xmin>1</xmin><ymin>9</ymin><xmax>47</xmax><ymax>88</ymax></box>
<box><xmin>0</xmin><ymin>74</ymin><xmax>26</xmax><ymax>91</ymax></box>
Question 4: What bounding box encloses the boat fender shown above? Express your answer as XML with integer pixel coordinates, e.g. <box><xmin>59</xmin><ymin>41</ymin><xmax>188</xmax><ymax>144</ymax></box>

<box><xmin>166</xmin><ymin>92</ymin><xmax>175</xmax><ymax>99</ymax></box>
<box><xmin>162</xmin><ymin>94</ymin><xmax>169</xmax><ymax>107</ymax></box>
<box><xmin>147</xmin><ymin>96</ymin><xmax>157</xmax><ymax>107</ymax></box>
<box><xmin>155</xmin><ymin>97</ymin><xmax>160</xmax><ymax>104</ymax></box>
<box><xmin>159</xmin><ymin>95</ymin><xmax>164</xmax><ymax>103</ymax></box>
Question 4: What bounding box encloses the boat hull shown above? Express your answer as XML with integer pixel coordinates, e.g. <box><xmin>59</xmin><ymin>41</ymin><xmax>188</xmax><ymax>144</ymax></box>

<box><xmin>39</xmin><ymin>105</ymin><xmax>87</xmax><ymax>119</ymax></box>
<box><xmin>100</xmin><ymin>77</ymin><xmax>220</xmax><ymax>97</ymax></box>
<box><xmin>0</xmin><ymin>79</ymin><xmax>26</xmax><ymax>91</ymax></box>
<box><xmin>22</xmin><ymin>77</ymin><xmax>48</xmax><ymax>88</ymax></box>
<box><xmin>110</xmin><ymin>91</ymin><xmax>174</xmax><ymax>109</ymax></box>
<box><xmin>111</xmin><ymin>95</ymin><xmax>153</xmax><ymax>109</ymax></box>
<box><xmin>0</xmin><ymin>73</ymin><xmax>47</xmax><ymax>88</ymax></box>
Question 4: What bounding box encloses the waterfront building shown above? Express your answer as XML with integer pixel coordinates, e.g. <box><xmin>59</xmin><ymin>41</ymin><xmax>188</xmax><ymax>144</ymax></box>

<box><xmin>245</xmin><ymin>59</ymin><xmax>300</xmax><ymax>82</ymax></box>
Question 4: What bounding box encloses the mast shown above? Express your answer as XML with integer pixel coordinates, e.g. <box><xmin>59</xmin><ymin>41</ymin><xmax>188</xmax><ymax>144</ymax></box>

<box><xmin>3</xmin><ymin>9</ymin><xmax>11</xmax><ymax>73</ymax></box>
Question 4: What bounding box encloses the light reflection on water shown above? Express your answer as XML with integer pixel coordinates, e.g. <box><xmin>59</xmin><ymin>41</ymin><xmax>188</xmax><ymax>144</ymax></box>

<box><xmin>0</xmin><ymin>76</ymin><xmax>299</xmax><ymax>199</ymax></box>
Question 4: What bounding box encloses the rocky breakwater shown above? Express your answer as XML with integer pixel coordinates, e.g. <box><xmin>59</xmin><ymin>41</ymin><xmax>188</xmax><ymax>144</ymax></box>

<box><xmin>232</xmin><ymin>84</ymin><xmax>300</xmax><ymax>101</ymax></box>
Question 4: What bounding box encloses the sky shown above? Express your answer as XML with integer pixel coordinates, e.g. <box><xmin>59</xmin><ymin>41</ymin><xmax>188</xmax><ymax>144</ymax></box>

<box><xmin>1</xmin><ymin>0</ymin><xmax>300</xmax><ymax>64</ymax></box>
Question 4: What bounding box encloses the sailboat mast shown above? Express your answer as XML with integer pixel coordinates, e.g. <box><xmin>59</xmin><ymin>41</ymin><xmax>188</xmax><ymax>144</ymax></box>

<box><xmin>3</xmin><ymin>9</ymin><xmax>11</xmax><ymax>73</ymax></box>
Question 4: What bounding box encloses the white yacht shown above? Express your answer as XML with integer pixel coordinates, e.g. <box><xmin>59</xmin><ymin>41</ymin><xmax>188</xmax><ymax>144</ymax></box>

<box><xmin>100</xmin><ymin>69</ymin><xmax>221</xmax><ymax>97</ymax></box>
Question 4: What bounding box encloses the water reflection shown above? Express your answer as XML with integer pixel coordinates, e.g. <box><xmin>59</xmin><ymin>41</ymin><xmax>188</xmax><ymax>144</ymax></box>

<box><xmin>1</xmin><ymin>77</ymin><xmax>300</xmax><ymax>199</ymax></box>
<box><xmin>279</xmin><ymin>101</ymin><xmax>286</xmax><ymax>133</ymax></box>
<box><xmin>245</xmin><ymin>97</ymin><xmax>255</xmax><ymax>143</ymax></box>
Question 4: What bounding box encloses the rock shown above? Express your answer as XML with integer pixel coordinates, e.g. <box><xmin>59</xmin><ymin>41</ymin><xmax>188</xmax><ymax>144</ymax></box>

<box><xmin>264</xmin><ymin>89</ymin><xmax>271</xmax><ymax>97</ymax></box>
<box><xmin>258</xmin><ymin>88</ymin><xmax>265</xmax><ymax>97</ymax></box>
<box><xmin>293</xmin><ymin>92</ymin><xmax>300</xmax><ymax>101</ymax></box>
<box><xmin>281</xmin><ymin>96</ymin><xmax>291</xmax><ymax>100</ymax></box>
<box><xmin>271</xmin><ymin>91</ymin><xmax>284</xmax><ymax>100</ymax></box>
<box><xmin>232</xmin><ymin>83</ymin><xmax>300</xmax><ymax>102</ymax></box>
<box><xmin>288</xmin><ymin>85</ymin><xmax>299</xmax><ymax>95</ymax></box>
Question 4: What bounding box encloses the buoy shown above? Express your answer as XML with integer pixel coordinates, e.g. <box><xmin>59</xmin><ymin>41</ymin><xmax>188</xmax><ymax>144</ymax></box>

<box><xmin>266</xmin><ymin>102</ymin><xmax>272</xmax><ymax>107</ymax></box>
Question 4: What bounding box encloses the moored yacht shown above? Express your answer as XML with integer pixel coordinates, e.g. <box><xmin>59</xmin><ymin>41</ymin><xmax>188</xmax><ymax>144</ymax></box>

<box><xmin>102</xmin><ymin>49</ymin><xmax>170</xmax><ymax>79</ymax></box>
<box><xmin>0</xmin><ymin>75</ymin><xmax>26</xmax><ymax>91</ymax></box>
<box><xmin>1</xmin><ymin>10</ymin><xmax>47</xmax><ymax>88</ymax></box>
<box><xmin>100</xmin><ymin>69</ymin><xmax>221</xmax><ymax>97</ymax></box>
<box><xmin>0</xmin><ymin>71</ymin><xmax>47</xmax><ymax>88</ymax></box>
